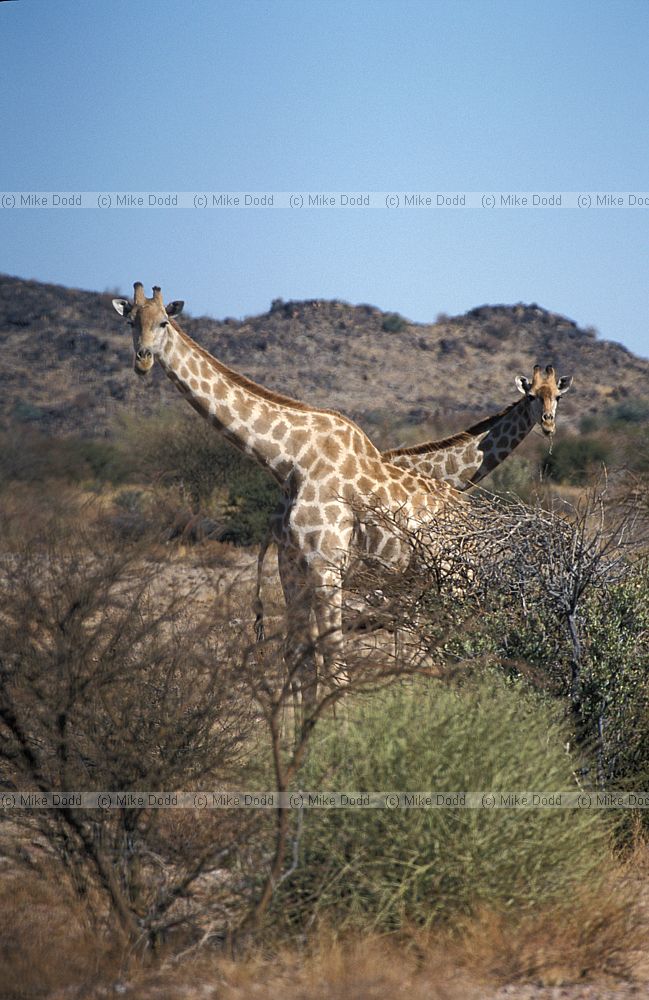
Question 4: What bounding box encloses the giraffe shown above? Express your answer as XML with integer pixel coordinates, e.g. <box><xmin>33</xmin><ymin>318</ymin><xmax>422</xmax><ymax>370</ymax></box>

<box><xmin>384</xmin><ymin>364</ymin><xmax>573</xmax><ymax>486</ymax></box>
<box><xmin>254</xmin><ymin>364</ymin><xmax>572</xmax><ymax>639</ymax></box>
<box><xmin>112</xmin><ymin>283</ymin><xmax>458</xmax><ymax>703</ymax></box>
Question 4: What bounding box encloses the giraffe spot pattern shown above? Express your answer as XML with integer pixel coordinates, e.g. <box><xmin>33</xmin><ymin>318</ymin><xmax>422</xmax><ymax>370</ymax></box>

<box><xmin>235</xmin><ymin>396</ymin><xmax>255</xmax><ymax>422</ymax></box>
<box><xmin>321</xmin><ymin>436</ymin><xmax>341</xmax><ymax>463</ymax></box>
<box><xmin>303</xmin><ymin>529</ymin><xmax>322</xmax><ymax>551</ymax></box>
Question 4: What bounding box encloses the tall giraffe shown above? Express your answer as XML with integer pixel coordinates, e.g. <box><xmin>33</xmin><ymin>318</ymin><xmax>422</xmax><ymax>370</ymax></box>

<box><xmin>112</xmin><ymin>284</ymin><xmax>457</xmax><ymax>697</ymax></box>
<box><xmin>254</xmin><ymin>364</ymin><xmax>572</xmax><ymax>639</ymax></box>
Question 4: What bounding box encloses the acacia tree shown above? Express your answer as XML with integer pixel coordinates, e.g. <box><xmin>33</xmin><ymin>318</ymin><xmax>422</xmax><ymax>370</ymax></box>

<box><xmin>0</xmin><ymin>506</ymin><xmax>263</xmax><ymax>950</ymax></box>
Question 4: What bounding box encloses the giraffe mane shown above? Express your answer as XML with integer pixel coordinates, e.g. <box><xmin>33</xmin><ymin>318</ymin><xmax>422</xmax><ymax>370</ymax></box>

<box><xmin>169</xmin><ymin>319</ymin><xmax>360</xmax><ymax>425</ymax></box>
<box><xmin>384</xmin><ymin>398</ymin><xmax>521</xmax><ymax>458</ymax></box>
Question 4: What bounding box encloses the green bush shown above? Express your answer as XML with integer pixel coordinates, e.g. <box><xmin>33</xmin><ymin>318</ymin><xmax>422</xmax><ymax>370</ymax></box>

<box><xmin>381</xmin><ymin>312</ymin><xmax>407</xmax><ymax>333</ymax></box>
<box><xmin>578</xmin><ymin>566</ymin><xmax>649</xmax><ymax>785</ymax></box>
<box><xmin>582</xmin><ymin>400</ymin><xmax>649</xmax><ymax>430</ymax></box>
<box><xmin>541</xmin><ymin>435</ymin><xmax>611</xmax><ymax>484</ymax></box>
<box><xmin>446</xmin><ymin>537</ymin><xmax>649</xmax><ymax>796</ymax></box>
<box><xmin>277</xmin><ymin>677</ymin><xmax>611</xmax><ymax>931</ymax></box>
<box><xmin>0</xmin><ymin>430</ymin><xmax>132</xmax><ymax>488</ymax></box>
<box><xmin>65</xmin><ymin>438</ymin><xmax>132</xmax><ymax>484</ymax></box>
<box><xmin>12</xmin><ymin>400</ymin><xmax>47</xmax><ymax>423</ymax></box>
<box><xmin>117</xmin><ymin>410</ymin><xmax>280</xmax><ymax>544</ymax></box>
<box><xmin>485</xmin><ymin>456</ymin><xmax>539</xmax><ymax>502</ymax></box>
<box><xmin>609</xmin><ymin>400</ymin><xmax>649</xmax><ymax>425</ymax></box>
<box><xmin>220</xmin><ymin>461</ymin><xmax>281</xmax><ymax>546</ymax></box>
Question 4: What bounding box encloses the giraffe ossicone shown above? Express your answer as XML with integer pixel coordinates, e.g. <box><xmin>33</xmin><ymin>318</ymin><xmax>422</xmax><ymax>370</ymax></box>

<box><xmin>112</xmin><ymin>283</ymin><xmax>459</xmax><ymax>708</ymax></box>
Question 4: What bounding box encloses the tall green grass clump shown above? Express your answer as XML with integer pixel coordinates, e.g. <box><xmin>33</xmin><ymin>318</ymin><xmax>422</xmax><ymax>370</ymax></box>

<box><xmin>278</xmin><ymin>677</ymin><xmax>612</xmax><ymax>932</ymax></box>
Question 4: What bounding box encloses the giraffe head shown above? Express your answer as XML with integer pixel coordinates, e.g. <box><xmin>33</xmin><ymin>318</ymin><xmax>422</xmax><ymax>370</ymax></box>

<box><xmin>112</xmin><ymin>283</ymin><xmax>184</xmax><ymax>375</ymax></box>
<box><xmin>514</xmin><ymin>364</ymin><xmax>572</xmax><ymax>436</ymax></box>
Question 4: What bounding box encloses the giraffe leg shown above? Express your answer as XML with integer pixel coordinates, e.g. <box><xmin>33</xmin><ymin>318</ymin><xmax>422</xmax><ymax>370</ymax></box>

<box><xmin>277</xmin><ymin>544</ymin><xmax>320</xmax><ymax>723</ymax></box>
<box><xmin>254</xmin><ymin>502</ymin><xmax>286</xmax><ymax>643</ymax></box>
<box><xmin>253</xmin><ymin>526</ymin><xmax>273</xmax><ymax>643</ymax></box>
<box><xmin>311</xmin><ymin>567</ymin><xmax>349</xmax><ymax>691</ymax></box>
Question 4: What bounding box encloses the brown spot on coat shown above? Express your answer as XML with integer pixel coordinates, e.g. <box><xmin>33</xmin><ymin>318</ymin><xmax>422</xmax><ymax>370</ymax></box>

<box><xmin>272</xmin><ymin>421</ymin><xmax>288</xmax><ymax>441</ymax></box>
<box><xmin>293</xmin><ymin>504</ymin><xmax>321</xmax><ymax>527</ymax></box>
<box><xmin>304</xmin><ymin>529</ymin><xmax>322</xmax><ymax>551</ymax></box>
<box><xmin>340</xmin><ymin>455</ymin><xmax>358</xmax><ymax>480</ymax></box>
<box><xmin>287</xmin><ymin>429</ymin><xmax>309</xmax><ymax>452</ymax></box>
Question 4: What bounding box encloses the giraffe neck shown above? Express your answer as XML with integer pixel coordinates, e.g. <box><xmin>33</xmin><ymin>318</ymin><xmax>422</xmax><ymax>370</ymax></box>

<box><xmin>463</xmin><ymin>395</ymin><xmax>537</xmax><ymax>484</ymax></box>
<box><xmin>157</xmin><ymin>320</ymin><xmax>309</xmax><ymax>484</ymax></box>
<box><xmin>384</xmin><ymin>396</ymin><xmax>537</xmax><ymax>489</ymax></box>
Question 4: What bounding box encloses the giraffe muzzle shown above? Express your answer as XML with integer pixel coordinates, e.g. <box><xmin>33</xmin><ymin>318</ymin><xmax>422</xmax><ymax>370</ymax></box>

<box><xmin>134</xmin><ymin>349</ymin><xmax>154</xmax><ymax>375</ymax></box>
<box><xmin>541</xmin><ymin>414</ymin><xmax>555</xmax><ymax>435</ymax></box>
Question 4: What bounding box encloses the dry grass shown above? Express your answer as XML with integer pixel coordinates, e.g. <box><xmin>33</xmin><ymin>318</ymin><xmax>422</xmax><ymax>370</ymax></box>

<box><xmin>452</xmin><ymin>883</ymin><xmax>644</xmax><ymax>987</ymax></box>
<box><xmin>1</xmin><ymin>867</ymin><xmax>645</xmax><ymax>999</ymax></box>
<box><xmin>0</xmin><ymin>873</ymin><xmax>121</xmax><ymax>999</ymax></box>
<box><xmin>118</xmin><ymin>934</ymin><xmax>483</xmax><ymax>1000</ymax></box>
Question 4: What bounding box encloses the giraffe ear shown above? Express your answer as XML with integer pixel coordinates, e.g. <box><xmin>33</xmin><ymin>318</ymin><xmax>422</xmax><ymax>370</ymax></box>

<box><xmin>112</xmin><ymin>298</ymin><xmax>132</xmax><ymax>317</ymax></box>
<box><xmin>557</xmin><ymin>375</ymin><xmax>573</xmax><ymax>395</ymax></box>
<box><xmin>515</xmin><ymin>375</ymin><xmax>531</xmax><ymax>395</ymax></box>
<box><xmin>166</xmin><ymin>300</ymin><xmax>184</xmax><ymax>317</ymax></box>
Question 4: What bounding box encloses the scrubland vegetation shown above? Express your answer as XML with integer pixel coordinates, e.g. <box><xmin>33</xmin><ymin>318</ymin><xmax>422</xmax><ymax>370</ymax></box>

<box><xmin>1</xmin><ymin>408</ymin><xmax>649</xmax><ymax>998</ymax></box>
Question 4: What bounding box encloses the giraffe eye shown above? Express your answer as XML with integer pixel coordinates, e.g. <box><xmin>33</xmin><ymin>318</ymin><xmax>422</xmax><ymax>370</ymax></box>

<box><xmin>160</xmin><ymin>320</ymin><xmax>169</xmax><ymax>328</ymax></box>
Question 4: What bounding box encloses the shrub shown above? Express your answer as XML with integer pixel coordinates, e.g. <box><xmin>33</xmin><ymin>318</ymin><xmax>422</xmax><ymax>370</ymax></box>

<box><xmin>606</xmin><ymin>400</ymin><xmax>649</xmax><ymax>426</ymax></box>
<box><xmin>0</xmin><ymin>429</ymin><xmax>132</xmax><ymax>488</ymax></box>
<box><xmin>541</xmin><ymin>435</ymin><xmax>611</xmax><ymax>484</ymax></box>
<box><xmin>11</xmin><ymin>400</ymin><xmax>47</xmax><ymax>422</ymax></box>
<box><xmin>276</xmin><ymin>677</ymin><xmax>611</xmax><ymax>932</ymax></box>
<box><xmin>117</xmin><ymin>410</ymin><xmax>281</xmax><ymax>543</ymax></box>
<box><xmin>578</xmin><ymin>565</ymin><xmax>649</xmax><ymax>786</ymax></box>
<box><xmin>381</xmin><ymin>312</ymin><xmax>407</xmax><ymax>333</ymax></box>
<box><xmin>0</xmin><ymin>506</ymin><xmax>266</xmax><ymax>947</ymax></box>
<box><xmin>221</xmin><ymin>460</ymin><xmax>282</xmax><ymax>545</ymax></box>
<box><xmin>68</xmin><ymin>437</ymin><xmax>131</xmax><ymax>483</ymax></box>
<box><xmin>437</xmin><ymin>490</ymin><xmax>649</xmax><ymax>797</ymax></box>
<box><xmin>485</xmin><ymin>456</ymin><xmax>539</xmax><ymax>502</ymax></box>
<box><xmin>114</xmin><ymin>487</ymin><xmax>145</xmax><ymax>513</ymax></box>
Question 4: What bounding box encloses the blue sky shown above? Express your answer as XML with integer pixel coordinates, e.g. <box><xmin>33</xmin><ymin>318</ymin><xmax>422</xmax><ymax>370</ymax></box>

<box><xmin>1</xmin><ymin>0</ymin><xmax>647</xmax><ymax>355</ymax></box>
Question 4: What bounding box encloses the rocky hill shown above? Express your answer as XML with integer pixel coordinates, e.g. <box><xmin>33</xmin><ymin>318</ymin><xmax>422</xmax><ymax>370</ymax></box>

<box><xmin>1</xmin><ymin>273</ymin><xmax>647</xmax><ymax>447</ymax></box>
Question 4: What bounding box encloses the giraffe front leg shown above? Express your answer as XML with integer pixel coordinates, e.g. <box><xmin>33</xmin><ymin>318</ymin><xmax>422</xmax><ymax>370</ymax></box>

<box><xmin>254</xmin><ymin>501</ymin><xmax>287</xmax><ymax>643</ymax></box>
<box><xmin>312</xmin><ymin>569</ymin><xmax>349</xmax><ymax>692</ymax></box>
<box><xmin>278</xmin><ymin>545</ymin><xmax>321</xmax><ymax>721</ymax></box>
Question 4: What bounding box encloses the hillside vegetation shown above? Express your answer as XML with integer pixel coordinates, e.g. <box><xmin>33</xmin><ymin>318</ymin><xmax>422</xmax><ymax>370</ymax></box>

<box><xmin>1</xmin><ymin>273</ymin><xmax>647</xmax><ymax>445</ymax></box>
